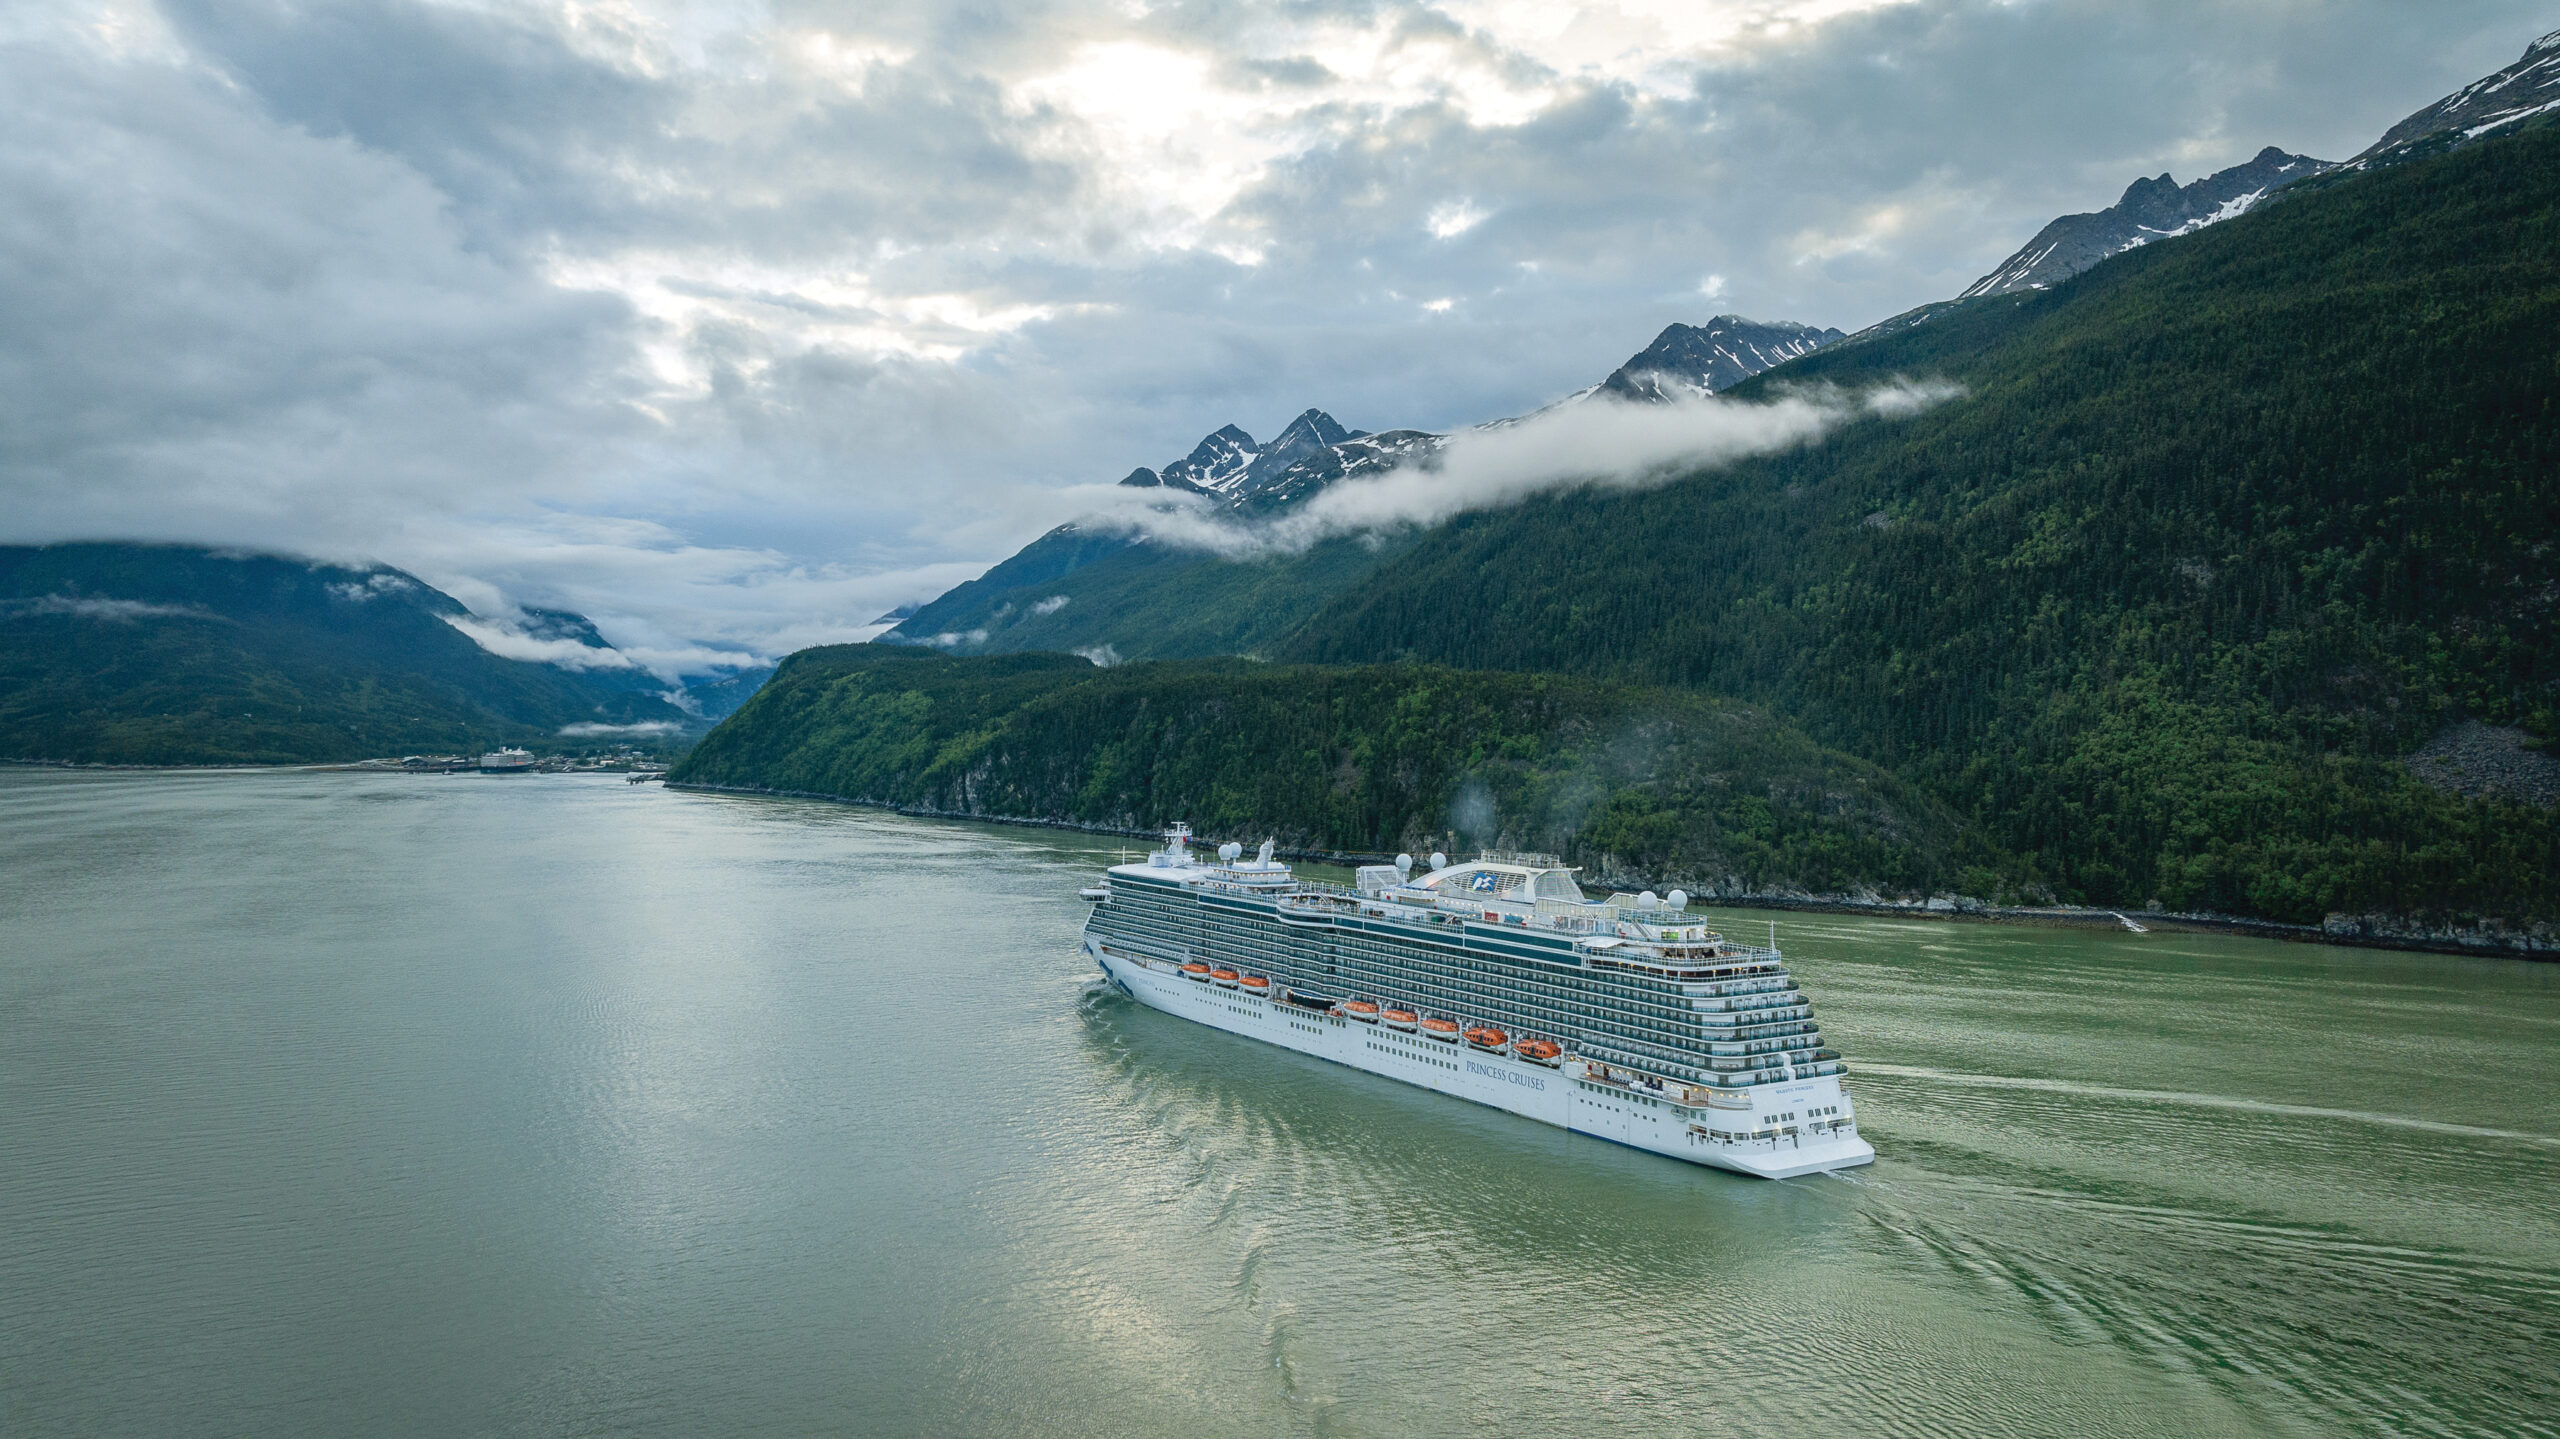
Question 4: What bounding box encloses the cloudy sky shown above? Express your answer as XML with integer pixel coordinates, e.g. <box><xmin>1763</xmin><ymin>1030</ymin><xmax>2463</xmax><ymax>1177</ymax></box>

<box><xmin>3</xmin><ymin>0</ymin><xmax>2549</xmax><ymax>673</ymax></box>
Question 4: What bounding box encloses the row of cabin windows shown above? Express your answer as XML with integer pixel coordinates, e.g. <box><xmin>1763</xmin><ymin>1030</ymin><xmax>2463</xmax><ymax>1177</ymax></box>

<box><xmin>1107</xmin><ymin>905</ymin><xmax>1824</xmax><ymax>1060</ymax></box>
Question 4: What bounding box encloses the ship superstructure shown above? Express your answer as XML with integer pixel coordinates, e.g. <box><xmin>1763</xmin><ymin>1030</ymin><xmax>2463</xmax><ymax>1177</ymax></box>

<box><xmin>1082</xmin><ymin>824</ymin><xmax>1873</xmax><ymax>1179</ymax></box>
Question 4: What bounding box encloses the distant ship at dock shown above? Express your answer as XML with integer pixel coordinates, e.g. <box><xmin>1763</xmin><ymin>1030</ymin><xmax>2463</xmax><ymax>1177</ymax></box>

<box><xmin>477</xmin><ymin>748</ymin><xmax>536</xmax><ymax>774</ymax></box>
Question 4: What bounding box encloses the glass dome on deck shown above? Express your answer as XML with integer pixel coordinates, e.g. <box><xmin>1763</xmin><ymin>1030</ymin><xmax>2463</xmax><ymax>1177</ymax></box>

<box><xmin>1413</xmin><ymin>855</ymin><xmax>1589</xmax><ymax>904</ymax></box>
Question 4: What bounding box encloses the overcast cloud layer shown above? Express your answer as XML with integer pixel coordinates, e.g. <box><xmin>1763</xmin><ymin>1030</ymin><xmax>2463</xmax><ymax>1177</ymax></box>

<box><xmin>2</xmin><ymin>0</ymin><xmax>2549</xmax><ymax>671</ymax></box>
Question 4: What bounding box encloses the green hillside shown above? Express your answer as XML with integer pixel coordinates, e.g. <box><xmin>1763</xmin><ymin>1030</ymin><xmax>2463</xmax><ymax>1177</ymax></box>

<box><xmin>670</xmin><ymin>645</ymin><xmax>2008</xmax><ymax>901</ymax></box>
<box><xmin>0</xmin><ymin>543</ymin><xmax>696</xmax><ymax>764</ymax></box>
<box><xmin>1281</xmin><ymin>124</ymin><xmax>2560</xmax><ymax>925</ymax></box>
<box><xmin>887</xmin><ymin>524</ymin><xmax>1409</xmax><ymax>662</ymax></box>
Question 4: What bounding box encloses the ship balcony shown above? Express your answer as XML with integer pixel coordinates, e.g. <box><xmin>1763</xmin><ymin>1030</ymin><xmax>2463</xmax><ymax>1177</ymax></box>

<box><xmin>1708</xmin><ymin>1011</ymin><xmax>1814</xmax><ymax>1031</ymax></box>
<box><xmin>1715</xmin><ymin>1057</ymin><xmax>1843</xmax><ymax>1084</ymax></box>
<box><xmin>1699</xmin><ymin>1013</ymin><xmax>1822</xmax><ymax>1034</ymax></box>
<box><xmin>1706</xmin><ymin>1034</ymin><xmax>1827</xmax><ymax>1059</ymax></box>
<box><xmin>1698</xmin><ymin>1005</ymin><xmax>1812</xmax><ymax>1028</ymax></box>
<box><xmin>1584</xmin><ymin>1057</ymin><xmax>1846</xmax><ymax>1105</ymax></box>
<box><xmin>1686</xmin><ymin>992</ymin><xmax>1803</xmax><ymax>1014</ymax></box>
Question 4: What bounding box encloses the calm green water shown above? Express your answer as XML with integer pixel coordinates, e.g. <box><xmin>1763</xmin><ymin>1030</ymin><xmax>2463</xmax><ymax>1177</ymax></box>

<box><xmin>3</xmin><ymin>769</ymin><xmax>2554</xmax><ymax>1438</ymax></box>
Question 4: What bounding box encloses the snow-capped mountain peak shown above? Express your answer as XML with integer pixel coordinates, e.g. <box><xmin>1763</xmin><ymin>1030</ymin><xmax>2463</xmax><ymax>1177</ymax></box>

<box><xmin>1598</xmin><ymin>316</ymin><xmax>1847</xmax><ymax>400</ymax></box>
<box><xmin>1111</xmin><ymin>411</ymin><xmax>1381</xmax><ymax>508</ymax></box>
<box><xmin>1152</xmin><ymin>424</ymin><xmax>1259</xmax><ymax>494</ymax></box>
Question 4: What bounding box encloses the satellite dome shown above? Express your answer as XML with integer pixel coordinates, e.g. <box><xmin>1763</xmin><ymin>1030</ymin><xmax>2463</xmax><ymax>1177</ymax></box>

<box><xmin>1428</xmin><ymin>852</ymin><xmax>1448</xmax><ymax>870</ymax></box>
<box><xmin>1666</xmin><ymin>889</ymin><xmax>1689</xmax><ymax>910</ymax></box>
<box><xmin>1395</xmin><ymin>853</ymin><xmax>1414</xmax><ymax>872</ymax></box>
<box><xmin>1219</xmin><ymin>841</ymin><xmax>1243</xmax><ymax>862</ymax></box>
<box><xmin>1638</xmin><ymin>890</ymin><xmax>1660</xmax><ymax>908</ymax></box>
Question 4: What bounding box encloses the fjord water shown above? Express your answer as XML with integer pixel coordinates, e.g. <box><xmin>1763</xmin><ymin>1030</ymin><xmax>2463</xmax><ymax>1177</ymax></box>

<box><xmin>3</xmin><ymin>771</ymin><xmax>2553</xmax><ymax>1438</ymax></box>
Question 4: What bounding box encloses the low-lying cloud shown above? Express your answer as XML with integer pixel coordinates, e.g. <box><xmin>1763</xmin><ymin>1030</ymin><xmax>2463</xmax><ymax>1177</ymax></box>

<box><xmin>1083</xmin><ymin>382</ymin><xmax>1959</xmax><ymax>558</ymax></box>
<box><xmin>3</xmin><ymin>595</ymin><xmax>214</xmax><ymax>622</ymax></box>
<box><xmin>441</xmin><ymin>615</ymin><xmax>640</xmax><ymax>671</ymax></box>
<box><xmin>556</xmin><ymin>721</ymin><xmax>684</xmax><ymax>737</ymax></box>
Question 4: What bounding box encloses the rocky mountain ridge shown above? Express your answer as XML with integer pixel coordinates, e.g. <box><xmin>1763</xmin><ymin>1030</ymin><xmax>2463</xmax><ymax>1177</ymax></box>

<box><xmin>1114</xmin><ymin>408</ymin><xmax>1400</xmax><ymax>512</ymax></box>
<box><xmin>1960</xmin><ymin>147</ymin><xmax>2331</xmax><ymax>298</ymax></box>
<box><xmin>2353</xmin><ymin>29</ymin><xmax>2560</xmax><ymax>166</ymax></box>
<box><xmin>1598</xmin><ymin>317</ymin><xmax>1847</xmax><ymax>399</ymax></box>
<box><xmin>1959</xmin><ymin>30</ymin><xmax>2560</xmax><ymax>302</ymax></box>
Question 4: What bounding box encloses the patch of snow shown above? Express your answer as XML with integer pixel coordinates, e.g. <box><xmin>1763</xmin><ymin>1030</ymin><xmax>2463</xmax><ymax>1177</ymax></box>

<box><xmin>2467</xmin><ymin>96</ymin><xmax>2560</xmax><ymax>138</ymax></box>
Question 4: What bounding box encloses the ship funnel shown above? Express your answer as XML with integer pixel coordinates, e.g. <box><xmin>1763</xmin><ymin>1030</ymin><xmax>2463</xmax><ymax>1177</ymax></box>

<box><xmin>1257</xmin><ymin>839</ymin><xmax>1276</xmax><ymax>865</ymax></box>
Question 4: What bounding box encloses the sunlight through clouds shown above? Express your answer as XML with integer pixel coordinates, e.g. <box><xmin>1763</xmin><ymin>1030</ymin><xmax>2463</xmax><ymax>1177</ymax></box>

<box><xmin>1</xmin><ymin>0</ymin><xmax>2546</xmax><ymax>666</ymax></box>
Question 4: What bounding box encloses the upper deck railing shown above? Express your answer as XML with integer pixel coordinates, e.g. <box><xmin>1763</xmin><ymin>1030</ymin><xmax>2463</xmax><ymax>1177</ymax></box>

<box><xmin>1475</xmin><ymin>849</ymin><xmax>1568</xmax><ymax>868</ymax></box>
<box><xmin>1270</xmin><ymin>880</ymin><xmax>1786</xmax><ymax>973</ymax></box>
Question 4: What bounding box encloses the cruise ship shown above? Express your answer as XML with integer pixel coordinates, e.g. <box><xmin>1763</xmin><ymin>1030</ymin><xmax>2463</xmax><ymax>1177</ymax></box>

<box><xmin>1083</xmin><ymin>825</ymin><xmax>1873</xmax><ymax>1179</ymax></box>
<box><xmin>478</xmin><ymin>748</ymin><xmax>536</xmax><ymax>773</ymax></box>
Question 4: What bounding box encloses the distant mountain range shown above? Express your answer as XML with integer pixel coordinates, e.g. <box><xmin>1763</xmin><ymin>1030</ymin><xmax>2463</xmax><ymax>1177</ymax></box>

<box><xmin>0</xmin><ymin>543</ymin><xmax>765</xmax><ymax>764</ymax></box>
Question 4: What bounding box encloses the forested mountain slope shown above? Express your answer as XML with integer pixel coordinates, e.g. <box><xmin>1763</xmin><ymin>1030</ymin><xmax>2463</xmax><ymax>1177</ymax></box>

<box><xmin>0</xmin><ymin>543</ymin><xmax>699</xmax><ymax>763</ymax></box>
<box><xmin>670</xmin><ymin>645</ymin><xmax>2005</xmax><ymax>901</ymax></box>
<box><xmin>1287</xmin><ymin>123</ymin><xmax>2560</xmax><ymax>926</ymax></box>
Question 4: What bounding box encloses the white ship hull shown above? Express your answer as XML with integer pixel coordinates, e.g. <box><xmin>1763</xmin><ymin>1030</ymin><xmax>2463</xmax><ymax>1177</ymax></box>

<box><xmin>1091</xmin><ymin>939</ymin><xmax>1875</xmax><ymax>1180</ymax></box>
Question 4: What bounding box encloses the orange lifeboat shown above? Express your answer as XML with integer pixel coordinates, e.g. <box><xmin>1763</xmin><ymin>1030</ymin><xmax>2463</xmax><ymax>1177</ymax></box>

<box><xmin>1420</xmin><ymin>1016</ymin><xmax>1460</xmax><ymax>1042</ymax></box>
<box><xmin>1513</xmin><ymin>1039</ymin><xmax>1564</xmax><ymax>1067</ymax></box>
<box><xmin>1463</xmin><ymin>1026</ymin><xmax>1508</xmax><ymax>1052</ymax></box>
<box><xmin>1239</xmin><ymin>975</ymin><xmax>1272</xmax><ymax>996</ymax></box>
<box><xmin>1382</xmin><ymin>1009</ymin><xmax>1418</xmax><ymax>1031</ymax></box>
<box><xmin>1211</xmin><ymin>968</ymin><xmax>1241</xmax><ymax>988</ymax></box>
<box><xmin>1342</xmin><ymin>1000</ymin><xmax>1381</xmax><ymax>1023</ymax></box>
<box><xmin>1181</xmin><ymin>962</ymin><xmax>1213</xmax><ymax>982</ymax></box>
